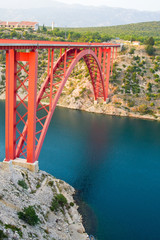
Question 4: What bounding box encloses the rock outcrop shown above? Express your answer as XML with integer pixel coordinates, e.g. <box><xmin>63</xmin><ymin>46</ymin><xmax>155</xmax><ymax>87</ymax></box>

<box><xmin>0</xmin><ymin>163</ymin><xmax>89</xmax><ymax>240</ymax></box>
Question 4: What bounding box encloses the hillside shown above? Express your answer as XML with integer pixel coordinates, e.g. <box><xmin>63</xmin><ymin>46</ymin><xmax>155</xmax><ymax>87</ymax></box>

<box><xmin>67</xmin><ymin>21</ymin><xmax>160</xmax><ymax>44</ymax></box>
<box><xmin>56</xmin><ymin>43</ymin><xmax>160</xmax><ymax>121</ymax></box>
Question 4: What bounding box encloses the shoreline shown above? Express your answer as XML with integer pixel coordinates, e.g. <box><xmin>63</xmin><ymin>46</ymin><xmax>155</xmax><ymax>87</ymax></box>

<box><xmin>57</xmin><ymin>102</ymin><xmax>159</xmax><ymax>122</ymax></box>
<box><xmin>0</xmin><ymin>94</ymin><xmax>159</xmax><ymax>122</ymax></box>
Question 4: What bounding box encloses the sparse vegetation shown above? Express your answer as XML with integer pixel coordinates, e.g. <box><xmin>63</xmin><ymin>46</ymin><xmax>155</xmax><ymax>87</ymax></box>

<box><xmin>18</xmin><ymin>206</ymin><xmax>40</xmax><ymax>226</ymax></box>
<box><xmin>18</xmin><ymin>179</ymin><xmax>28</xmax><ymax>189</ymax></box>
<box><xmin>5</xmin><ymin>224</ymin><xmax>23</xmax><ymax>237</ymax></box>
<box><xmin>0</xmin><ymin>230</ymin><xmax>7</xmax><ymax>239</ymax></box>
<box><xmin>50</xmin><ymin>194</ymin><xmax>68</xmax><ymax>212</ymax></box>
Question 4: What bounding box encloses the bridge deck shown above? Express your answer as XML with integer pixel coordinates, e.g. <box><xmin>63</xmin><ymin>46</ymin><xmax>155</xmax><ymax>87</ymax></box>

<box><xmin>0</xmin><ymin>39</ymin><xmax>121</xmax><ymax>50</ymax></box>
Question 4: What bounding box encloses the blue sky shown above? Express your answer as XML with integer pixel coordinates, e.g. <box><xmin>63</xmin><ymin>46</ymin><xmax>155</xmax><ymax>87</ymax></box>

<box><xmin>1</xmin><ymin>0</ymin><xmax>160</xmax><ymax>11</ymax></box>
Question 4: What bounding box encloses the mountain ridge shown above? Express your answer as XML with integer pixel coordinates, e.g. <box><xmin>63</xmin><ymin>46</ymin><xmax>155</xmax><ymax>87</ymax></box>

<box><xmin>0</xmin><ymin>2</ymin><xmax>160</xmax><ymax>27</ymax></box>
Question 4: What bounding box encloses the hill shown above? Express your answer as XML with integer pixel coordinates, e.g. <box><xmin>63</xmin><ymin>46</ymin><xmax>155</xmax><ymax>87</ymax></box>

<box><xmin>67</xmin><ymin>21</ymin><xmax>160</xmax><ymax>44</ymax></box>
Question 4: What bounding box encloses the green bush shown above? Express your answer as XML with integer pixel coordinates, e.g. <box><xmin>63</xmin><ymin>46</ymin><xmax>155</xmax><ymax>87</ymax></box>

<box><xmin>36</xmin><ymin>183</ymin><xmax>41</xmax><ymax>189</ymax></box>
<box><xmin>147</xmin><ymin>82</ymin><xmax>152</xmax><ymax>92</ymax></box>
<box><xmin>138</xmin><ymin>104</ymin><xmax>152</xmax><ymax>115</ymax></box>
<box><xmin>50</xmin><ymin>194</ymin><xmax>68</xmax><ymax>211</ymax></box>
<box><xmin>5</xmin><ymin>224</ymin><xmax>22</xmax><ymax>237</ymax></box>
<box><xmin>127</xmin><ymin>100</ymin><xmax>135</xmax><ymax>107</ymax></box>
<box><xmin>146</xmin><ymin>37</ymin><xmax>155</xmax><ymax>46</ymax></box>
<box><xmin>146</xmin><ymin>45</ymin><xmax>155</xmax><ymax>56</ymax></box>
<box><xmin>18</xmin><ymin>180</ymin><xmax>28</xmax><ymax>189</ymax></box>
<box><xmin>0</xmin><ymin>230</ymin><xmax>7</xmax><ymax>239</ymax></box>
<box><xmin>18</xmin><ymin>206</ymin><xmax>40</xmax><ymax>226</ymax></box>
<box><xmin>70</xmin><ymin>202</ymin><xmax>74</xmax><ymax>207</ymax></box>
<box><xmin>48</xmin><ymin>180</ymin><xmax>54</xmax><ymax>187</ymax></box>
<box><xmin>150</xmin><ymin>102</ymin><xmax>155</xmax><ymax>107</ymax></box>
<box><xmin>129</xmin><ymin>48</ymin><xmax>135</xmax><ymax>54</ymax></box>
<box><xmin>150</xmin><ymin>68</ymin><xmax>155</xmax><ymax>73</ymax></box>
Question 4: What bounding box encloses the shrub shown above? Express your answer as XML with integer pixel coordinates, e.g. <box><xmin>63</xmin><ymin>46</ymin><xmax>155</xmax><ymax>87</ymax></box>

<box><xmin>150</xmin><ymin>102</ymin><xmax>155</xmax><ymax>107</ymax></box>
<box><xmin>80</xmin><ymin>87</ymin><xmax>86</xmax><ymax>95</ymax></box>
<box><xmin>5</xmin><ymin>224</ymin><xmax>22</xmax><ymax>237</ymax></box>
<box><xmin>18</xmin><ymin>180</ymin><xmax>28</xmax><ymax>189</ymax></box>
<box><xmin>155</xmin><ymin>78</ymin><xmax>160</xmax><ymax>83</ymax></box>
<box><xmin>146</xmin><ymin>37</ymin><xmax>155</xmax><ymax>46</ymax></box>
<box><xmin>129</xmin><ymin>48</ymin><xmax>135</xmax><ymax>54</ymax></box>
<box><xmin>36</xmin><ymin>183</ymin><xmax>41</xmax><ymax>189</ymax></box>
<box><xmin>48</xmin><ymin>180</ymin><xmax>54</xmax><ymax>187</ymax></box>
<box><xmin>50</xmin><ymin>194</ymin><xmax>68</xmax><ymax>211</ymax></box>
<box><xmin>138</xmin><ymin>104</ymin><xmax>150</xmax><ymax>114</ymax></box>
<box><xmin>127</xmin><ymin>100</ymin><xmax>135</xmax><ymax>107</ymax></box>
<box><xmin>154</xmin><ymin>74</ymin><xmax>159</xmax><ymax>79</ymax></box>
<box><xmin>0</xmin><ymin>230</ymin><xmax>7</xmax><ymax>239</ymax></box>
<box><xmin>147</xmin><ymin>82</ymin><xmax>152</xmax><ymax>92</ymax></box>
<box><xmin>146</xmin><ymin>45</ymin><xmax>155</xmax><ymax>56</ymax></box>
<box><xmin>146</xmin><ymin>95</ymin><xmax>151</xmax><ymax>101</ymax></box>
<box><xmin>18</xmin><ymin>206</ymin><xmax>40</xmax><ymax>226</ymax></box>
<box><xmin>150</xmin><ymin>68</ymin><xmax>155</xmax><ymax>74</ymax></box>
<box><xmin>70</xmin><ymin>202</ymin><xmax>74</xmax><ymax>207</ymax></box>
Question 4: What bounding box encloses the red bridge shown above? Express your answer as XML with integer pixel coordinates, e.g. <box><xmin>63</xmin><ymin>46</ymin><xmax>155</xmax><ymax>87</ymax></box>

<box><xmin>0</xmin><ymin>39</ymin><xmax>120</xmax><ymax>170</ymax></box>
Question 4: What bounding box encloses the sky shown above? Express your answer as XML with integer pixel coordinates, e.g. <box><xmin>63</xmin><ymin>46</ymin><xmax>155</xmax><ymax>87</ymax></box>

<box><xmin>0</xmin><ymin>0</ymin><xmax>160</xmax><ymax>12</ymax></box>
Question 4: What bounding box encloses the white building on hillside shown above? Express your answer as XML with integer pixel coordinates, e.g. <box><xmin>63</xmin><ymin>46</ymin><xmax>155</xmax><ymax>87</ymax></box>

<box><xmin>0</xmin><ymin>21</ymin><xmax>39</xmax><ymax>31</ymax></box>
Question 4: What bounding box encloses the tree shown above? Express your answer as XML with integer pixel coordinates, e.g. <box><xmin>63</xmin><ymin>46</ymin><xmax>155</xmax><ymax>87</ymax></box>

<box><xmin>146</xmin><ymin>37</ymin><xmax>155</xmax><ymax>46</ymax></box>
<box><xmin>147</xmin><ymin>82</ymin><xmax>152</xmax><ymax>92</ymax></box>
<box><xmin>146</xmin><ymin>45</ymin><xmax>155</xmax><ymax>56</ymax></box>
<box><xmin>67</xmin><ymin>33</ymin><xmax>71</xmax><ymax>41</ymax></box>
<box><xmin>42</xmin><ymin>24</ymin><xmax>47</xmax><ymax>32</ymax></box>
<box><xmin>129</xmin><ymin>48</ymin><xmax>135</xmax><ymax>54</ymax></box>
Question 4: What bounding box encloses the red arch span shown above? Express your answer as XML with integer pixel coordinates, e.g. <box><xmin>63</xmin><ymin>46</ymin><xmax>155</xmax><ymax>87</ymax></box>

<box><xmin>16</xmin><ymin>48</ymin><xmax>106</xmax><ymax>161</ymax></box>
<box><xmin>35</xmin><ymin>48</ymin><xmax>106</xmax><ymax>160</ymax></box>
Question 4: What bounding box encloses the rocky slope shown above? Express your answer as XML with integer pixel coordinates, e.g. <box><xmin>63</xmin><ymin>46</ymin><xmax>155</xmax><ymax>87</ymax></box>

<box><xmin>0</xmin><ymin>163</ymin><xmax>89</xmax><ymax>240</ymax></box>
<box><xmin>57</xmin><ymin>43</ymin><xmax>160</xmax><ymax>121</ymax></box>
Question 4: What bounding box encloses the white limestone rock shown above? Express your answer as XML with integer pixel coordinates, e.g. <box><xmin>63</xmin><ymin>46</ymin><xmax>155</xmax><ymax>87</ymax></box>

<box><xmin>0</xmin><ymin>163</ymin><xmax>89</xmax><ymax>240</ymax></box>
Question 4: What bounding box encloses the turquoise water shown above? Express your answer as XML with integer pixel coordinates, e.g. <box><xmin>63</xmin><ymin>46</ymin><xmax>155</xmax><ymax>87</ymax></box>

<box><xmin>1</xmin><ymin>100</ymin><xmax>160</xmax><ymax>240</ymax></box>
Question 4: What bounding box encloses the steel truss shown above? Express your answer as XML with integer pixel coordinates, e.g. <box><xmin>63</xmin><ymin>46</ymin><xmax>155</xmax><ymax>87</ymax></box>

<box><xmin>2</xmin><ymin>40</ymin><xmax>119</xmax><ymax>163</ymax></box>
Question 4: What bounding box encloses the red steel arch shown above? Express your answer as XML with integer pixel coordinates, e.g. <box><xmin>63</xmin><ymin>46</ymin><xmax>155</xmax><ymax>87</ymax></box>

<box><xmin>16</xmin><ymin>48</ymin><xmax>106</xmax><ymax>162</ymax></box>
<box><xmin>1</xmin><ymin>39</ymin><xmax>120</xmax><ymax>165</ymax></box>
<box><xmin>35</xmin><ymin>48</ymin><xmax>106</xmax><ymax>160</ymax></box>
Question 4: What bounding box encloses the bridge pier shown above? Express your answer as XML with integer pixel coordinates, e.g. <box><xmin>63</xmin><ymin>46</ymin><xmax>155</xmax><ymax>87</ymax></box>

<box><xmin>3</xmin><ymin>159</ymin><xmax>39</xmax><ymax>172</ymax></box>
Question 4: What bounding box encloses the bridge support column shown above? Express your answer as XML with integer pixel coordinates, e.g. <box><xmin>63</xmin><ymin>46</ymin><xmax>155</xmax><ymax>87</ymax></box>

<box><xmin>111</xmin><ymin>47</ymin><xmax>115</xmax><ymax>76</ymax></box>
<box><xmin>27</xmin><ymin>51</ymin><xmax>38</xmax><ymax>163</ymax></box>
<box><xmin>5</xmin><ymin>49</ymin><xmax>17</xmax><ymax>161</ymax></box>
<box><xmin>106</xmin><ymin>48</ymin><xmax>111</xmax><ymax>99</ymax></box>
<box><xmin>5</xmin><ymin>49</ymin><xmax>38</xmax><ymax>167</ymax></box>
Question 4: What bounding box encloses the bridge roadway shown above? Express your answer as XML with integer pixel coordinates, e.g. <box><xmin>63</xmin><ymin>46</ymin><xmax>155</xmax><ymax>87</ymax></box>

<box><xmin>0</xmin><ymin>39</ymin><xmax>120</xmax><ymax>50</ymax></box>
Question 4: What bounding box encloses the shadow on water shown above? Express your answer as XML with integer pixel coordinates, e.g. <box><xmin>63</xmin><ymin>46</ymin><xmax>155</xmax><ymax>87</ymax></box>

<box><xmin>72</xmin><ymin>117</ymin><xmax>111</xmax><ymax>238</ymax></box>
<box><xmin>73</xmin><ymin>190</ymin><xmax>98</xmax><ymax>236</ymax></box>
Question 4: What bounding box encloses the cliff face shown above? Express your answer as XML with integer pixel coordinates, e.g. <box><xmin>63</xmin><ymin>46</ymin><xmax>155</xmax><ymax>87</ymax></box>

<box><xmin>0</xmin><ymin>163</ymin><xmax>89</xmax><ymax>240</ymax></box>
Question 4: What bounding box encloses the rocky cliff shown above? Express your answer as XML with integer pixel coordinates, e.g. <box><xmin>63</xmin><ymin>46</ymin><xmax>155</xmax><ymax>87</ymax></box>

<box><xmin>0</xmin><ymin>163</ymin><xmax>89</xmax><ymax>240</ymax></box>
